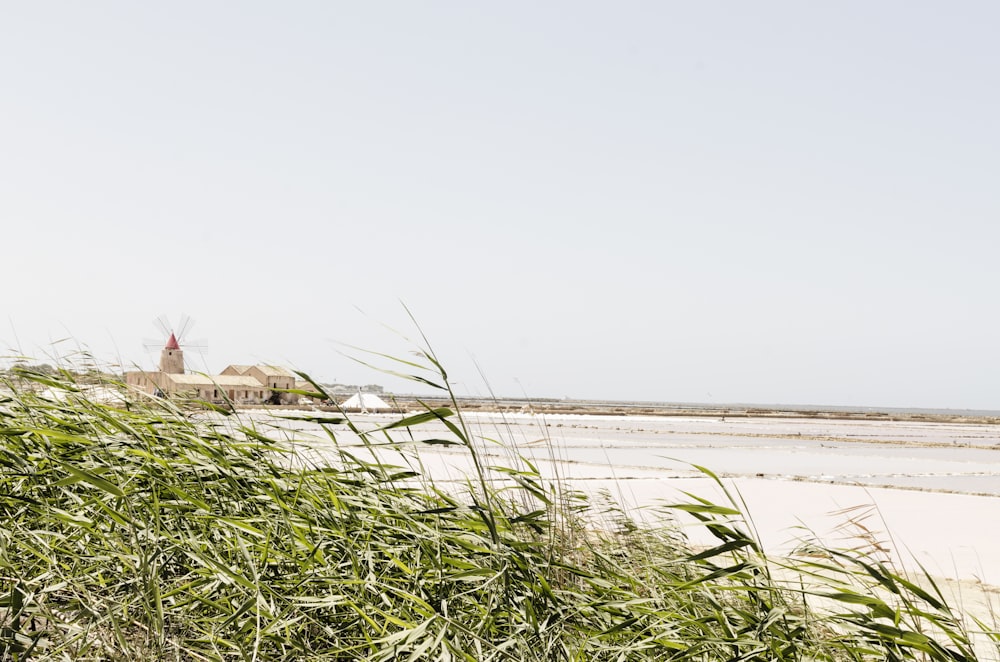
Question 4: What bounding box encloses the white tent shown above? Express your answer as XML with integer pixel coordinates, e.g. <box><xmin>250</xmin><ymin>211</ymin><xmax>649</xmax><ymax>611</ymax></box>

<box><xmin>340</xmin><ymin>391</ymin><xmax>391</xmax><ymax>412</ymax></box>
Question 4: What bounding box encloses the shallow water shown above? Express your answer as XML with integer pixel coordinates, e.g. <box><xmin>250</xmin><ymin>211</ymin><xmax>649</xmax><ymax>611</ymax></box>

<box><xmin>261</xmin><ymin>410</ymin><xmax>1000</xmax><ymax>496</ymax></box>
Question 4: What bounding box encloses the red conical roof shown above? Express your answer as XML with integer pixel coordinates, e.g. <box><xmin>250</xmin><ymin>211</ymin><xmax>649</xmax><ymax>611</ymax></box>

<box><xmin>165</xmin><ymin>333</ymin><xmax>180</xmax><ymax>350</ymax></box>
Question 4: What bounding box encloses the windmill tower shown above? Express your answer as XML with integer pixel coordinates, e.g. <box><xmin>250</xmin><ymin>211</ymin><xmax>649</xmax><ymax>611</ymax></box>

<box><xmin>160</xmin><ymin>332</ymin><xmax>184</xmax><ymax>374</ymax></box>
<box><xmin>148</xmin><ymin>315</ymin><xmax>199</xmax><ymax>375</ymax></box>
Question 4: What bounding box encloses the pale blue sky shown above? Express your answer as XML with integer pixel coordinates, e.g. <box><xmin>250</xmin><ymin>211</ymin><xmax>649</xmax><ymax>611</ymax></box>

<box><xmin>3</xmin><ymin>2</ymin><xmax>999</xmax><ymax>409</ymax></box>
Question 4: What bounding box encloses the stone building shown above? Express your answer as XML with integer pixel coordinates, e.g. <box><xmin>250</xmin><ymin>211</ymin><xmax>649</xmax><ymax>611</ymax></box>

<box><xmin>221</xmin><ymin>364</ymin><xmax>297</xmax><ymax>403</ymax></box>
<box><xmin>125</xmin><ymin>334</ymin><xmax>299</xmax><ymax>405</ymax></box>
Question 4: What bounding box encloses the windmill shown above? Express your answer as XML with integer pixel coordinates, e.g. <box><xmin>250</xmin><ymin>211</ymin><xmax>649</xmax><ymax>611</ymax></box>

<box><xmin>143</xmin><ymin>315</ymin><xmax>206</xmax><ymax>374</ymax></box>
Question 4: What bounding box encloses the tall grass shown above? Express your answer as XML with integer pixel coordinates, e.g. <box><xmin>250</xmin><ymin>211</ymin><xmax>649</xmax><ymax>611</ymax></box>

<box><xmin>0</xmin><ymin>351</ymin><xmax>997</xmax><ymax>660</ymax></box>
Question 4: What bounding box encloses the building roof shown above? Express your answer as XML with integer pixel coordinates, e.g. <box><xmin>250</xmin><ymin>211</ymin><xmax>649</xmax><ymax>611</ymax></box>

<box><xmin>165</xmin><ymin>374</ymin><xmax>264</xmax><ymax>388</ymax></box>
<box><xmin>165</xmin><ymin>333</ymin><xmax>180</xmax><ymax>350</ymax></box>
<box><xmin>252</xmin><ymin>365</ymin><xmax>297</xmax><ymax>378</ymax></box>
<box><xmin>221</xmin><ymin>364</ymin><xmax>295</xmax><ymax>378</ymax></box>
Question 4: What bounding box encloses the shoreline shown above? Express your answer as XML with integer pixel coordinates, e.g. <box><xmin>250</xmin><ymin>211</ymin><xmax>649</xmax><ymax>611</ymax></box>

<box><xmin>274</xmin><ymin>394</ymin><xmax>1000</xmax><ymax>425</ymax></box>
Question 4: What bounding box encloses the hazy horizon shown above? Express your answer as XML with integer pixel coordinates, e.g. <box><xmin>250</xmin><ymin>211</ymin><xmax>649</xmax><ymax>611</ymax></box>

<box><xmin>4</xmin><ymin>3</ymin><xmax>999</xmax><ymax>410</ymax></box>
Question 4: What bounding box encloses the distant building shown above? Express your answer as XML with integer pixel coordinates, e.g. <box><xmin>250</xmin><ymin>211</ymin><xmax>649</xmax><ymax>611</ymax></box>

<box><xmin>125</xmin><ymin>334</ymin><xmax>299</xmax><ymax>405</ymax></box>
<box><xmin>221</xmin><ymin>364</ymin><xmax>296</xmax><ymax>402</ymax></box>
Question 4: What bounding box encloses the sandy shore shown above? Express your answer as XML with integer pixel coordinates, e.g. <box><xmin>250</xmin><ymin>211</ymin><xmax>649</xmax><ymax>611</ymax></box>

<box><xmin>595</xmin><ymin>476</ymin><xmax>1000</xmax><ymax>581</ymax></box>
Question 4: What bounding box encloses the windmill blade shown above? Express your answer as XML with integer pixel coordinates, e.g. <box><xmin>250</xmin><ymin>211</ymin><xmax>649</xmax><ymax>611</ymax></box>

<box><xmin>142</xmin><ymin>338</ymin><xmax>205</xmax><ymax>351</ymax></box>
<box><xmin>153</xmin><ymin>315</ymin><xmax>172</xmax><ymax>338</ymax></box>
<box><xmin>152</xmin><ymin>314</ymin><xmax>197</xmax><ymax>344</ymax></box>
<box><xmin>176</xmin><ymin>314</ymin><xmax>194</xmax><ymax>343</ymax></box>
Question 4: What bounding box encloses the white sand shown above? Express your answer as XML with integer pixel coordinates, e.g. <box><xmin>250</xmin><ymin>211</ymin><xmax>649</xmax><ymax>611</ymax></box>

<box><xmin>585</xmin><ymin>476</ymin><xmax>1000</xmax><ymax>582</ymax></box>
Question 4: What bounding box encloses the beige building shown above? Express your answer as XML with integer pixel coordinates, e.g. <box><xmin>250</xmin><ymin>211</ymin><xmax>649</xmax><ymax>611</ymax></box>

<box><xmin>221</xmin><ymin>364</ymin><xmax>297</xmax><ymax>402</ymax></box>
<box><xmin>125</xmin><ymin>334</ymin><xmax>300</xmax><ymax>405</ymax></box>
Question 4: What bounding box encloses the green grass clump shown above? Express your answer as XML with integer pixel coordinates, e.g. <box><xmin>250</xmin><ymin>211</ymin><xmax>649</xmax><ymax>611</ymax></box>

<box><xmin>0</xmin><ymin>353</ymin><xmax>997</xmax><ymax>660</ymax></box>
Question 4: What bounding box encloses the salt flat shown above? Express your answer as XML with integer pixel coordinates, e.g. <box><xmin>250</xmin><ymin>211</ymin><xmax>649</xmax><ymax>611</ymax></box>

<box><xmin>264</xmin><ymin>409</ymin><xmax>1000</xmax><ymax>584</ymax></box>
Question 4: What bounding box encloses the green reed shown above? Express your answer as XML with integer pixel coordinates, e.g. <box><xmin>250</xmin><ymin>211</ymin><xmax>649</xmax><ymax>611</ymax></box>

<box><xmin>0</xmin><ymin>350</ymin><xmax>996</xmax><ymax>660</ymax></box>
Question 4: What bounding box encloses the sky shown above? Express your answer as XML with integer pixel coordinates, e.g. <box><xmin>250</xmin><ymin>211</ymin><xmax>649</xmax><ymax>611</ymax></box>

<box><xmin>2</xmin><ymin>2</ymin><xmax>999</xmax><ymax>410</ymax></box>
